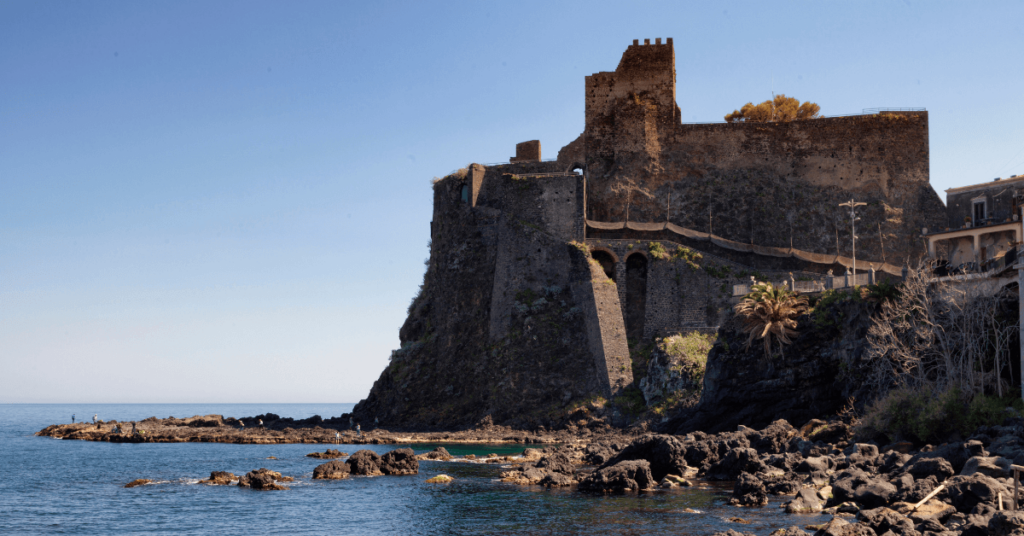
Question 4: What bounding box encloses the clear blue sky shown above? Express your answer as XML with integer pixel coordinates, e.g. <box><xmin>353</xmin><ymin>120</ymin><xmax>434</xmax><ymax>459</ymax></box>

<box><xmin>2</xmin><ymin>1</ymin><xmax>1022</xmax><ymax>403</ymax></box>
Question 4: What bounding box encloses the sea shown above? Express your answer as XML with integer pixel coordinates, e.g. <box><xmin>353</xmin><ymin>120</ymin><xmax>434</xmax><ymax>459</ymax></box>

<box><xmin>0</xmin><ymin>404</ymin><xmax>830</xmax><ymax>535</ymax></box>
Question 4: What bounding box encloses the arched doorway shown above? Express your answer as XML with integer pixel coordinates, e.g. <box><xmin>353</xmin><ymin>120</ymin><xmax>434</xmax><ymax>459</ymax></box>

<box><xmin>590</xmin><ymin>250</ymin><xmax>616</xmax><ymax>281</ymax></box>
<box><xmin>625</xmin><ymin>253</ymin><xmax>647</xmax><ymax>341</ymax></box>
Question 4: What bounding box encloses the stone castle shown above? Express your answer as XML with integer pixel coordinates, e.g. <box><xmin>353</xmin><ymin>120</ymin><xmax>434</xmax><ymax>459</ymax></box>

<box><xmin>353</xmin><ymin>40</ymin><xmax>947</xmax><ymax>428</ymax></box>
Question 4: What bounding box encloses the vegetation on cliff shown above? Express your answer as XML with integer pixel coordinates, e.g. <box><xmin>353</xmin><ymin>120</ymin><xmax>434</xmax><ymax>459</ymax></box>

<box><xmin>733</xmin><ymin>282</ymin><xmax>808</xmax><ymax>357</ymax></box>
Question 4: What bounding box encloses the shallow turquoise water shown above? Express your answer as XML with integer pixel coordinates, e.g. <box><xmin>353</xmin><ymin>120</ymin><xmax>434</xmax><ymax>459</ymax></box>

<box><xmin>0</xmin><ymin>404</ymin><xmax>829</xmax><ymax>534</ymax></box>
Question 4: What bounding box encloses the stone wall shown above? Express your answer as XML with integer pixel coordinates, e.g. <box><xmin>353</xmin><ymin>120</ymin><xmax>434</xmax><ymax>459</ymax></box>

<box><xmin>576</xmin><ymin>40</ymin><xmax>946</xmax><ymax>266</ymax></box>
<box><xmin>587</xmin><ymin>238</ymin><xmax>824</xmax><ymax>338</ymax></box>
<box><xmin>355</xmin><ymin>163</ymin><xmax>633</xmax><ymax>428</ymax></box>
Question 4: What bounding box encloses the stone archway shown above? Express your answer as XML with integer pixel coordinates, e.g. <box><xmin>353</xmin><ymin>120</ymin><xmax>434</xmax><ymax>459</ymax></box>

<box><xmin>590</xmin><ymin>249</ymin><xmax>617</xmax><ymax>281</ymax></box>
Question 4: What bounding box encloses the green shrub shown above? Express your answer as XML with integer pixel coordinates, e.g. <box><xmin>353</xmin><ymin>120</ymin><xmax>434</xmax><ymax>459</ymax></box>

<box><xmin>660</xmin><ymin>332</ymin><xmax>716</xmax><ymax>386</ymax></box>
<box><xmin>858</xmin><ymin>384</ymin><xmax>1022</xmax><ymax>445</ymax></box>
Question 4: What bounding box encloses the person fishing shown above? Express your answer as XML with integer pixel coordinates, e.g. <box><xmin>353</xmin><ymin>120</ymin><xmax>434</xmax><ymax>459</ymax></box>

<box><xmin>335</xmin><ymin>431</ymin><xmax>340</xmax><ymax>444</ymax></box>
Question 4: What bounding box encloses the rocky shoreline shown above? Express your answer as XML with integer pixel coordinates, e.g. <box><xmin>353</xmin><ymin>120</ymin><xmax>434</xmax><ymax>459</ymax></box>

<box><xmin>36</xmin><ymin>413</ymin><xmax>633</xmax><ymax>445</ymax></box>
<box><xmin>41</xmin><ymin>412</ymin><xmax>1024</xmax><ymax>535</ymax></box>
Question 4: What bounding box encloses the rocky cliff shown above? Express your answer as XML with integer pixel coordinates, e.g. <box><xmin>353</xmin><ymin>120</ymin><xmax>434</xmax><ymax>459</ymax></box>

<box><xmin>663</xmin><ymin>298</ymin><xmax>882</xmax><ymax>434</ymax></box>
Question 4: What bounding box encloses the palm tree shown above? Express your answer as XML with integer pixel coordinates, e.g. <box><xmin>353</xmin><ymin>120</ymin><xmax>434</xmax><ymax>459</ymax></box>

<box><xmin>733</xmin><ymin>282</ymin><xmax>808</xmax><ymax>358</ymax></box>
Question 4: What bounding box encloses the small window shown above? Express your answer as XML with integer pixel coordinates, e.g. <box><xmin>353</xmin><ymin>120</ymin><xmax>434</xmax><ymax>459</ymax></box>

<box><xmin>973</xmin><ymin>200</ymin><xmax>986</xmax><ymax>222</ymax></box>
<box><xmin>461</xmin><ymin>185</ymin><xmax>470</xmax><ymax>203</ymax></box>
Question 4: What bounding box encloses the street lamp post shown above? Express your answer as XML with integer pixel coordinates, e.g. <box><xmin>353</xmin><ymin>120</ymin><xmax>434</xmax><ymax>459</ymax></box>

<box><xmin>839</xmin><ymin>199</ymin><xmax>867</xmax><ymax>284</ymax></box>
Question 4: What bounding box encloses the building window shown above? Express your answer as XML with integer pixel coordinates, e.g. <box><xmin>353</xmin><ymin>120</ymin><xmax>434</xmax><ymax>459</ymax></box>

<box><xmin>973</xmin><ymin>200</ymin><xmax>986</xmax><ymax>222</ymax></box>
<box><xmin>461</xmin><ymin>185</ymin><xmax>470</xmax><ymax>203</ymax></box>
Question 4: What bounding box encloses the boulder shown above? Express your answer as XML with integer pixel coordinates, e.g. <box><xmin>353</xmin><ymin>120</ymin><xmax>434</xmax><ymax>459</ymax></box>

<box><xmin>947</xmin><ymin>474</ymin><xmax>1009</xmax><ymax>513</ymax></box>
<box><xmin>989</xmin><ymin>511</ymin><xmax>1024</xmax><ymax>536</ymax></box>
<box><xmin>306</xmin><ymin>449</ymin><xmax>348</xmax><ymax>459</ymax></box>
<box><xmin>905</xmin><ymin>457</ymin><xmax>954</xmax><ymax>481</ymax></box>
<box><xmin>539</xmin><ymin>472</ymin><xmax>575</xmax><ymax>487</ymax></box>
<box><xmin>416</xmin><ymin>447</ymin><xmax>452</xmax><ymax>461</ymax></box>
<box><xmin>768</xmin><ymin>528</ymin><xmax>810</xmax><ymax>536</ymax></box>
<box><xmin>347</xmin><ymin>450</ymin><xmax>384</xmax><ymax>476</ymax></box>
<box><xmin>855</xmin><ymin>507</ymin><xmax>915</xmax><ymax>535</ymax></box>
<box><xmin>729</xmin><ymin>472</ymin><xmax>768</xmax><ymax>507</ymax></box>
<box><xmin>707</xmin><ymin>447</ymin><xmax>767</xmax><ymax>480</ymax></box>
<box><xmin>796</xmin><ymin>456</ymin><xmax>833</xmax><ymax>474</ymax></box>
<box><xmin>312</xmin><ymin>460</ymin><xmax>351</xmax><ymax>480</ymax></box>
<box><xmin>786</xmin><ymin>487</ymin><xmax>824</xmax><ymax>513</ymax></box>
<box><xmin>199</xmin><ymin>471</ymin><xmax>236</xmax><ymax>485</ymax></box>
<box><xmin>239</xmin><ymin>469</ymin><xmax>288</xmax><ymax>490</ymax></box>
<box><xmin>599</xmin><ymin>435</ymin><xmax>688</xmax><ymax>481</ymax></box>
<box><xmin>582</xmin><ymin>442</ymin><xmax>621</xmax><ymax>466</ymax></box>
<box><xmin>380</xmin><ymin>448</ymin><xmax>419</xmax><ymax>476</ymax></box>
<box><xmin>811</xmin><ymin>517</ymin><xmax>876</xmax><ymax>536</ymax></box>
<box><xmin>748</xmin><ymin>420</ymin><xmax>800</xmax><ymax>454</ymax></box>
<box><xmin>425</xmin><ymin>474</ymin><xmax>452</xmax><ymax>484</ymax></box>
<box><xmin>124</xmin><ymin>479</ymin><xmax>151</xmax><ymax>488</ymax></box>
<box><xmin>535</xmin><ymin>452</ymin><xmax>576</xmax><ymax>476</ymax></box>
<box><xmin>832</xmin><ymin>469</ymin><xmax>897</xmax><ymax>508</ymax></box>
<box><xmin>960</xmin><ymin>456</ymin><xmax>1012</xmax><ymax>478</ymax></box>
<box><xmin>578</xmin><ymin>460</ymin><xmax>655</xmax><ymax>493</ymax></box>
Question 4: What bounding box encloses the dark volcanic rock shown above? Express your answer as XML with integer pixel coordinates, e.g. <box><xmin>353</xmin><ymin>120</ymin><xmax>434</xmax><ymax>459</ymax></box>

<box><xmin>785</xmin><ymin>487</ymin><xmax>823</xmax><ymax>513</ymax></box>
<box><xmin>663</xmin><ymin>301</ymin><xmax>879</xmax><ymax>434</ymax></box>
<box><xmin>535</xmin><ymin>452</ymin><xmax>575</xmax><ymax>476</ymax></box>
<box><xmin>729</xmin><ymin>472</ymin><xmax>767</xmax><ymax>507</ymax></box>
<box><xmin>947</xmin><ymin>474</ymin><xmax>1009</xmax><ymax>513</ymax></box>
<box><xmin>599</xmin><ymin>435</ymin><xmax>688</xmax><ymax>481</ymax></box>
<box><xmin>578</xmin><ymin>460</ymin><xmax>655</xmax><ymax>493</ymax></box>
<box><xmin>307</xmin><ymin>449</ymin><xmax>348</xmax><ymax>459</ymax></box>
<box><xmin>855</xmin><ymin>507</ymin><xmax>915</xmax><ymax>535</ymax></box>
<box><xmin>832</xmin><ymin>468</ymin><xmax>897</xmax><ymax>508</ymax></box>
<box><xmin>583</xmin><ymin>441</ymin><xmax>625</xmax><ymax>466</ymax></box>
<box><xmin>239</xmin><ymin>469</ymin><xmax>288</xmax><ymax>490</ymax></box>
<box><xmin>312</xmin><ymin>460</ymin><xmax>351</xmax><ymax>480</ymax></box>
<box><xmin>124</xmin><ymin>479</ymin><xmax>151</xmax><ymax>488</ymax></box>
<box><xmin>416</xmin><ymin>447</ymin><xmax>452</xmax><ymax>461</ymax></box>
<box><xmin>989</xmin><ymin>511</ymin><xmax>1024</xmax><ymax>536</ymax></box>
<box><xmin>347</xmin><ymin>450</ymin><xmax>384</xmax><ymax>476</ymax></box>
<box><xmin>904</xmin><ymin>457</ymin><xmax>954</xmax><ymax>480</ymax></box>
<box><xmin>199</xmin><ymin>471</ymin><xmax>236</xmax><ymax>485</ymax></box>
<box><xmin>380</xmin><ymin>448</ymin><xmax>419</xmax><ymax>476</ymax></box>
<box><xmin>708</xmin><ymin>447</ymin><xmax>768</xmax><ymax>480</ymax></box>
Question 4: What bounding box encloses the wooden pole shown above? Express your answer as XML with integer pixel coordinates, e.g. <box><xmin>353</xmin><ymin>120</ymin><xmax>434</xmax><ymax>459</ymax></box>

<box><xmin>911</xmin><ymin>483</ymin><xmax>946</xmax><ymax>511</ymax></box>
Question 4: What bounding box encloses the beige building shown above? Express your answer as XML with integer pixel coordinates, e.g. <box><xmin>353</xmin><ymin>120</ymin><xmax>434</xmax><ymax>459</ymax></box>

<box><xmin>926</xmin><ymin>175</ymin><xmax>1024</xmax><ymax>269</ymax></box>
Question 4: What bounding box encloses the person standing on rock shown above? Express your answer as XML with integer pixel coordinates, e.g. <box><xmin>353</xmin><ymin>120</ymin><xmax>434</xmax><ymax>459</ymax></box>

<box><xmin>131</xmin><ymin>422</ymin><xmax>137</xmax><ymax>436</ymax></box>
<box><xmin>356</xmin><ymin>424</ymin><xmax>361</xmax><ymax>437</ymax></box>
<box><xmin>258</xmin><ymin>419</ymin><xmax>264</xmax><ymax>430</ymax></box>
<box><xmin>239</xmin><ymin>419</ymin><xmax>245</xmax><ymax>432</ymax></box>
<box><xmin>335</xmin><ymin>431</ymin><xmax>340</xmax><ymax>444</ymax></box>
<box><xmin>92</xmin><ymin>414</ymin><xmax>97</xmax><ymax>424</ymax></box>
<box><xmin>72</xmin><ymin>414</ymin><xmax>75</xmax><ymax>424</ymax></box>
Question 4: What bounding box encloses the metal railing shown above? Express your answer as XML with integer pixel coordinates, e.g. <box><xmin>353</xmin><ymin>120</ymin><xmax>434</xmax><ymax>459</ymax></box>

<box><xmin>733</xmin><ymin>270</ymin><xmax>880</xmax><ymax>297</ymax></box>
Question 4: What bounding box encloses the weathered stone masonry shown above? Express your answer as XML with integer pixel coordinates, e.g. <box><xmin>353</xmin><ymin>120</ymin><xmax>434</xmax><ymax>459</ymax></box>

<box><xmin>354</xmin><ymin>39</ymin><xmax>947</xmax><ymax>427</ymax></box>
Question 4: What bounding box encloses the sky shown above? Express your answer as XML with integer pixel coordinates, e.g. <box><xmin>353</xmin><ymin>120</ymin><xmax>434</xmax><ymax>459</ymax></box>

<box><xmin>2</xmin><ymin>1</ymin><xmax>1023</xmax><ymax>403</ymax></box>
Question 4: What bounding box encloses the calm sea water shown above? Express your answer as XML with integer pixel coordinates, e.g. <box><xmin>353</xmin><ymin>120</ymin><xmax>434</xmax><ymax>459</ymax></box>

<box><xmin>0</xmin><ymin>404</ymin><xmax>829</xmax><ymax>535</ymax></box>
